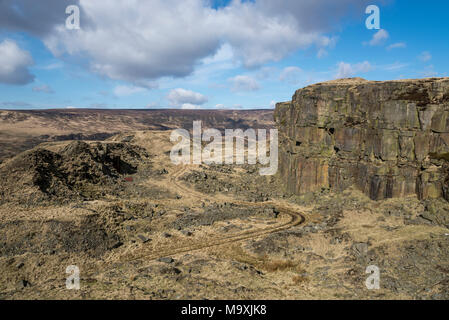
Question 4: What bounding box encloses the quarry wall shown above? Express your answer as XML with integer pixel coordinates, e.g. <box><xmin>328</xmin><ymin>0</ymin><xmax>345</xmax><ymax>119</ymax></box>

<box><xmin>274</xmin><ymin>78</ymin><xmax>449</xmax><ymax>200</ymax></box>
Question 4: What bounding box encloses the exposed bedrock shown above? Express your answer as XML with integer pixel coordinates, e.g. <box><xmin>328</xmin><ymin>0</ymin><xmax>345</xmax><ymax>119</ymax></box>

<box><xmin>274</xmin><ymin>78</ymin><xmax>449</xmax><ymax>201</ymax></box>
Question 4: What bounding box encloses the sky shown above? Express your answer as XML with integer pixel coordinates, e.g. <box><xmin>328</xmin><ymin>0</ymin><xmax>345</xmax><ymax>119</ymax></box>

<box><xmin>0</xmin><ymin>0</ymin><xmax>448</xmax><ymax>110</ymax></box>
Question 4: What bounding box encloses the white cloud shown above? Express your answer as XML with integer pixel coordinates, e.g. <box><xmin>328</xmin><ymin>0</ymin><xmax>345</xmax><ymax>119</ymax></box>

<box><xmin>336</xmin><ymin>61</ymin><xmax>372</xmax><ymax>78</ymax></box>
<box><xmin>113</xmin><ymin>85</ymin><xmax>146</xmax><ymax>97</ymax></box>
<box><xmin>167</xmin><ymin>88</ymin><xmax>208</xmax><ymax>107</ymax></box>
<box><xmin>45</xmin><ymin>0</ymin><xmax>220</xmax><ymax>82</ymax></box>
<box><xmin>0</xmin><ymin>0</ymin><xmax>78</xmax><ymax>36</ymax></box>
<box><xmin>279</xmin><ymin>66</ymin><xmax>303</xmax><ymax>84</ymax></box>
<box><xmin>336</xmin><ymin>63</ymin><xmax>353</xmax><ymax>78</ymax></box>
<box><xmin>387</xmin><ymin>42</ymin><xmax>406</xmax><ymax>50</ymax></box>
<box><xmin>229</xmin><ymin>75</ymin><xmax>260</xmax><ymax>92</ymax></box>
<box><xmin>32</xmin><ymin>84</ymin><xmax>54</xmax><ymax>93</ymax></box>
<box><xmin>270</xmin><ymin>100</ymin><xmax>277</xmax><ymax>108</ymax></box>
<box><xmin>214</xmin><ymin>103</ymin><xmax>245</xmax><ymax>109</ymax></box>
<box><xmin>317</xmin><ymin>48</ymin><xmax>328</xmax><ymax>58</ymax></box>
<box><xmin>316</xmin><ymin>36</ymin><xmax>337</xmax><ymax>58</ymax></box>
<box><xmin>181</xmin><ymin>103</ymin><xmax>201</xmax><ymax>109</ymax></box>
<box><xmin>131</xmin><ymin>80</ymin><xmax>158</xmax><ymax>90</ymax></box>
<box><xmin>38</xmin><ymin>0</ymin><xmax>371</xmax><ymax>83</ymax></box>
<box><xmin>355</xmin><ymin>62</ymin><xmax>372</xmax><ymax>73</ymax></box>
<box><xmin>201</xmin><ymin>43</ymin><xmax>234</xmax><ymax>65</ymax></box>
<box><xmin>0</xmin><ymin>39</ymin><xmax>35</xmax><ymax>85</ymax></box>
<box><xmin>215</xmin><ymin>1</ymin><xmax>335</xmax><ymax>68</ymax></box>
<box><xmin>366</xmin><ymin>29</ymin><xmax>389</xmax><ymax>46</ymax></box>
<box><xmin>419</xmin><ymin>51</ymin><xmax>432</xmax><ymax>62</ymax></box>
<box><xmin>382</xmin><ymin>62</ymin><xmax>408</xmax><ymax>71</ymax></box>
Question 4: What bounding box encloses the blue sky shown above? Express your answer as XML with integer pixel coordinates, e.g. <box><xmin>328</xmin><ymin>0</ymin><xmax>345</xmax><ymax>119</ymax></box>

<box><xmin>0</xmin><ymin>0</ymin><xmax>448</xmax><ymax>110</ymax></box>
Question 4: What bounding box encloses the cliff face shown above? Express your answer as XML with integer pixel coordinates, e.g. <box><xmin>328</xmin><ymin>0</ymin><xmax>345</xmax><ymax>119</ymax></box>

<box><xmin>274</xmin><ymin>78</ymin><xmax>449</xmax><ymax>201</ymax></box>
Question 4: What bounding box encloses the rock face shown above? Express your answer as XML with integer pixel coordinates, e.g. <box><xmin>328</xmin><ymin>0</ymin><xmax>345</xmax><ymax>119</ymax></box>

<box><xmin>274</xmin><ymin>78</ymin><xmax>449</xmax><ymax>201</ymax></box>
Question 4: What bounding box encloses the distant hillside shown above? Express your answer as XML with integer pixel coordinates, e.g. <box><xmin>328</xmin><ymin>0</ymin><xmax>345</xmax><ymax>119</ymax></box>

<box><xmin>0</xmin><ymin>109</ymin><xmax>274</xmax><ymax>162</ymax></box>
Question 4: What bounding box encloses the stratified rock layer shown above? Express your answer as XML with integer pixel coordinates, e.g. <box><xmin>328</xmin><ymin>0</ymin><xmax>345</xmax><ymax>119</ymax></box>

<box><xmin>274</xmin><ymin>78</ymin><xmax>449</xmax><ymax>200</ymax></box>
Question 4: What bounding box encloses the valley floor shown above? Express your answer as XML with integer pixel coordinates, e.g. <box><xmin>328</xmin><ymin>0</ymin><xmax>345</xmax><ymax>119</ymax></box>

<box><xmin>0</xmin><ymin>130</ymin><xmax>448</xmax><ymax>299</ymax></box>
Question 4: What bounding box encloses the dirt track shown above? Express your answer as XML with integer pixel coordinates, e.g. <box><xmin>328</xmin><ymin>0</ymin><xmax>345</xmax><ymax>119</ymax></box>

<box><xmin>82</xmin><ymin>165</ymin><xmax>306</xmax><ymax>278</ymax></box>
<box><xmin>121</xmin><ymin>165</ymin><xmax>306</xmax><ymax>262</ymax></box>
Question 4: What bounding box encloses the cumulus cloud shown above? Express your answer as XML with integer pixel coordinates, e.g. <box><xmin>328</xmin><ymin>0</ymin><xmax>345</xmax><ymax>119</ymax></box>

<box><xmin>0</xmin><ymin>39</ymin><xmax>35</xmax><ymax>85</ymax></box>
<box><xmin>167</xmin><ymin>88</ymin><xmax>208</xmax><ymax>107</ymax></box>
<box><xmin>215</xmin><ymin>1</ymin><xmax>331</xmax><ymax>68</ymax></box>
<box><xmin>131</xmin><ymin>80</ymin><xmax>158</xmax><ymax>90</ymax></box>
<box><xmin>32</xmin><ymin>84</ymin><xmax>54</xmax><ymax>93</ymax></box>
<box><xmin>44</xmin><ymin>0</ymin><xmax>220</xmax><ymax>82</ymax></box>
<box><xmin>181</xmin><ymin>103</ymin><xmax>201</xmax><ymax>110</ymax></box>
<box><xmin>336</xmin><ymin>61</ymin><xmax>372</xmax><ymax>78</ymax></box>
<box><xmin>229</xmin><ymin>75</ymin><xmax>260</xmax><ymax>92</ymax></box>
<box><xmin>0</xmin><ymin>0</ymin><xmax>79</xmax><ymax>36</ymax></box>
<box><xmin>366</xmin><ymin>29</ymin><xmax>389</xmax><ymax>46</ymax></box>
<box><xmin>213</xmin><ymin>103</ymin><xmax>247</xmax><ymax>109</ymax></box>
<box><xmin>0</xmin><ymin>0</ymin><xmax>372</xmax><ymax>84</ymax></box>
<box><xmin>252</xmin><ymin>0</ymin><xmax>372</xmax><ymax>32</ymax></box>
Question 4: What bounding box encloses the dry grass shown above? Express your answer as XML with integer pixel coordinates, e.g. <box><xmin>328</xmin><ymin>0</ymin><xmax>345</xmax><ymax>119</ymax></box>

<box><xmin>225</xmin><ymin>245</ymin><xmax>303</xmax><ymax>273</ymax></box>
<box><xmin>260</xmin><ymin>259</ymin><xmax>299</xmax><ymax>272</ymax></box>
<box><xmin>303</xmin><ymin>233</ymin><xmax>348</xmax><ymax>259</ymax></box>
<box><xmin>292</xmin><ymin>275</ymin><xmax>307</xmax><ymax>285</ymax></box>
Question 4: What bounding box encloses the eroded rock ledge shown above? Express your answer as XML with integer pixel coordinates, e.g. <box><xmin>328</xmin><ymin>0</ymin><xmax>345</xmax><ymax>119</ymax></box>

<box><xmin>275</xmin><ymin>77</ymin><xmax>449</xmax><ymax>201</ymax></box>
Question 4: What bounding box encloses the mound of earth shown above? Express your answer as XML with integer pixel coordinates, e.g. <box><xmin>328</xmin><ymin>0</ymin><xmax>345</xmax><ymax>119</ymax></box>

<box><xmin>0</xmin><ymin>141</ymin><xmax>148</xmax><ymax>205</ymax></box>
<box><xmin>0</xmin><ymin>214</ymin><xmax>122</xmax><ymax>258</ymax></box>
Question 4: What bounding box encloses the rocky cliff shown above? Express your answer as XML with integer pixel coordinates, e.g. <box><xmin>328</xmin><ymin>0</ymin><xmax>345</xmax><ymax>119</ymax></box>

<box><xmin>275</xmin><ymin>78</ymin><xmax>449</xmax><ymax>201</ymax></box>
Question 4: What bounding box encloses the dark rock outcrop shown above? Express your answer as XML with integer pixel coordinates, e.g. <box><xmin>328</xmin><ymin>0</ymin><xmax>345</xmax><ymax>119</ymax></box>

<box><xmin>275</xmin><ymin>78</ymin><xmax>449</xmax><ymax>201</ymax></box>
<box><xmin>0</xmin><ymin>141</ymin><xmax>147</xmax><ymax>204</ymax></box>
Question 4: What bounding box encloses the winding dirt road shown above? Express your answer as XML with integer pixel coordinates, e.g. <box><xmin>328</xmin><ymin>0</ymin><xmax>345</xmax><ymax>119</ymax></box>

<box><xmin>139</xmin><ymin>165</ymin><xmax>307</xmax><ymax>259</ymax></box>
<box><xmin>110</xmin><ymin>165</ymin><xmax>306</xmax><ymax>264</ymax></box>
